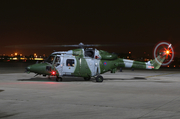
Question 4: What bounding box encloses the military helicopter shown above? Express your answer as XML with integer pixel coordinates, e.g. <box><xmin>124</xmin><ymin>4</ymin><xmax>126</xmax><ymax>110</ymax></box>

<box><xmin>26</xmin><ymin>42</ymin><xmax>174</xmax><ymax>82</ymax></box>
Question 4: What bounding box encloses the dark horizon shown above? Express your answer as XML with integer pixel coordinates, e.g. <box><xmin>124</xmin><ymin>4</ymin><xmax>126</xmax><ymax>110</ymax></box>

<box><xmin>1</xmin><ymin>1</ymin><xmax>180</xmax><ymax>57</ymax></box>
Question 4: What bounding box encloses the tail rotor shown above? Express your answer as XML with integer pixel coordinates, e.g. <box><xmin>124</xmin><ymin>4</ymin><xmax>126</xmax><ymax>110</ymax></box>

<box><xmin>153</xmin><ymin>42</ymin><xmax>174</xmax><ymax>66</ymax></box>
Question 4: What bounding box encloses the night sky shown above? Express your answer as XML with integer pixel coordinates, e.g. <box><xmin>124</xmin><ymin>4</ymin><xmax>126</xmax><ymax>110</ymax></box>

<box><xmin>1</xmin><ymin>1</ymin><xmax>180</xmax><ymax>57</ymax></box>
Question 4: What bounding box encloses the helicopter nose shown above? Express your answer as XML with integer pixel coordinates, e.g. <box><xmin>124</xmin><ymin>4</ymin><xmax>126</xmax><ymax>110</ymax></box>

<box><xmin>26</xmin><ymin>65</ymin><xmax>32</xmax><ymax>72</ymax></box>
<box><xmin>25</xmin><ymin>67</ymin><xmax>29</xmax><ymax>72</ymax></box>
<box><xmin>26</xmin><ymin>63</ymin><xmax>51</xmax><ymax>75</ymax></box>
<box><xmin>26</xmin><ymin>64</ymin><xmax>40</xmax><ymax>73</ymax></box>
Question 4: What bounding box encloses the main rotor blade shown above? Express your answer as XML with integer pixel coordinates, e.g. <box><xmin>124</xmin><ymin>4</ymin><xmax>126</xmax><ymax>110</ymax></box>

<box><xmin>4</xmin><ymin>42</ymin><xmax>155</xmax><ymax>49</ymax></box>
<box><xmin>4</xmin><ymin>44</ymin><xmax>115</xmax><ymax>48</ymax></box>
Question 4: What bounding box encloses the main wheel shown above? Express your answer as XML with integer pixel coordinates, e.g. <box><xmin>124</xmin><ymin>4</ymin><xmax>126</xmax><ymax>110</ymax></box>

<box><xmin>95</xmin><ymin>75</ymin><xmax>103</xmax><ymax>82</ymax></box>
<box><xmin>56</xmin><ymin>77</ymin><xmax>62</xmax><ymax>82</ymax></box>
<box><xmin>84</xmin><ymin>77</ymin><xmax>91</xmax><ymax>81</ymax></box>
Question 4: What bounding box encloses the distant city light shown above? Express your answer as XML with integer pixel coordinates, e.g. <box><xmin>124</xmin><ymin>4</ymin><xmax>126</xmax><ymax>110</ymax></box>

<box><xmin>34</xmin><ymin>58</ymin><xmax>44</xmax><ymax>60</ymax></box>
<box><xmin>13</xmin><ymin>57</ymin><xmax>18</xmax><ymax>60</ymax></box>
<box><xmin>20</xmin><ymin>58</ymin><xmax>27</xmax><ymax>60</ymax></box>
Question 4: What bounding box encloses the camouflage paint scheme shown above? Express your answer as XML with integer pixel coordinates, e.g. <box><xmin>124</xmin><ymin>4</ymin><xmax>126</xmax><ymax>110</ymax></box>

<box><xmin>27</xmin><ymin>48</ymin><xmax>165</xmax><ymax>79</ymax></box>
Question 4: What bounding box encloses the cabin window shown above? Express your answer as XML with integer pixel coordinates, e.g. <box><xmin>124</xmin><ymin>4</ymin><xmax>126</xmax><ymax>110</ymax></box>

<box><xmin>66</xmin><ymin>59</ymin><xmax>75</xmax><ymax>67</ymax></box>
<box><xmin>84</xmin><ymin>49</ymin><xmax>95</xmax><ymax>58</ymax></box>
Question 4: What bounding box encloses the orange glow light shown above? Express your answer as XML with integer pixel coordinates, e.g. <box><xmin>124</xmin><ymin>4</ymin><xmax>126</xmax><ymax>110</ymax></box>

<box><xmin>166</xmin><ymin>50</ymin><xmax>170</xmax><ymax>54</ymax></box>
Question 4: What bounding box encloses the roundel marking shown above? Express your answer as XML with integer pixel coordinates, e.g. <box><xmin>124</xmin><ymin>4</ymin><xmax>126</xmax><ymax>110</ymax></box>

<box><xmin>104</xmin><ymin>61</ymin><xmax>107</xmax><ymax>66</ymax></box>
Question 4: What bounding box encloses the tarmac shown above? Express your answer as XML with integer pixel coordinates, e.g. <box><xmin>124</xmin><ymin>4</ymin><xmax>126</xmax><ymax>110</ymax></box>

<box><xmin>0</xmin><ymin>62</ymin><xmax>180</xmax><ymax>119</ymax></box>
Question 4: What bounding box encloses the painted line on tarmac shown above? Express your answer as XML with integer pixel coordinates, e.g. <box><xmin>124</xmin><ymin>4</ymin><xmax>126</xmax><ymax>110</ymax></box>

<box><xmin>145</xmin><ymin>72</ymin><xmax>179</xmax><ymax>78</ymax></box>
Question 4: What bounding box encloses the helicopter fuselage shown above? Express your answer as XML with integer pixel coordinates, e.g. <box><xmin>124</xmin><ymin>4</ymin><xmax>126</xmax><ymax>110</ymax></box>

<box><xmin>26</xmin><ymin>48</ymin><xmax>164</xmax><ymax>82</ymax></box>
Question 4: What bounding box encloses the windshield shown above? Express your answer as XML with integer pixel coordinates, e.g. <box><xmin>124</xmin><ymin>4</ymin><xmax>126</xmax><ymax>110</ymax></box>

<box><xmin>55</xmin><ymin>56</ymin><xmax>60</xmax><ymax>63</ymax></box>
<box><xmin>45</xmin><ymin>55</ymin><xmax>55</xmax><ymax>64</ymax></box>
<box><xmin>54</xmin><ymin>56</ymin><xmax>61</xmax><ymax>67</ymax></box>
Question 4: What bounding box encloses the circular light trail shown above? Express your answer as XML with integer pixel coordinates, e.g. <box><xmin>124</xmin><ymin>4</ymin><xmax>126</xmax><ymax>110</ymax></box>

<box><xmin>153</xmin><ymin>42</ymin><xmax>174</xmax><ymax>66</ymax></box>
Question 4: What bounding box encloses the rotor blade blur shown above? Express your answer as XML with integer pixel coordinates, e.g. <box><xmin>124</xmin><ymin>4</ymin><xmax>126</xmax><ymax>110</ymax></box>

<box><xmin>4</xmin><ymin>44</ymin><xmax>116</xmax><ymax>48</ymax></box>
<box><xmin>4</xmin><ymin>42</ymin><xmax>155</xmax><ymax>49</ymax></box>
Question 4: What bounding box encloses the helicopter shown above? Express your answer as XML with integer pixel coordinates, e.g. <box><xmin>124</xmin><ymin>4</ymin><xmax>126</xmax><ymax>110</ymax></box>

<box><xmin>26</xmin><ymin>42</ymin><xmax>174</xmax><ymax>82</ymax></box>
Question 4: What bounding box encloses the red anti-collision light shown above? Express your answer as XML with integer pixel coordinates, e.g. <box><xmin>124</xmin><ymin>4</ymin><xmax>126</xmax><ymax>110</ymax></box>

<box><xmin>50</xmin><ymin>71</ymin><xmax>56</xmax><ymax>76</ymax></box>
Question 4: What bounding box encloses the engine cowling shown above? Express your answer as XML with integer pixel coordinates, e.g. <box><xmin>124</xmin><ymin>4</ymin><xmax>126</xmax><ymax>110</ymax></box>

<box><xmin>99</xmin><ymin>50</ymin><xmax>118</xmax><ymax>60</ymax></box>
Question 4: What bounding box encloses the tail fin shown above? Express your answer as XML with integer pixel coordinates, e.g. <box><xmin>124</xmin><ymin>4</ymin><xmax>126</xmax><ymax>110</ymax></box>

<box><xmin>150</xmin><ymin>55</ymin><xmax>166</xmax><ymax>69</ymax></box>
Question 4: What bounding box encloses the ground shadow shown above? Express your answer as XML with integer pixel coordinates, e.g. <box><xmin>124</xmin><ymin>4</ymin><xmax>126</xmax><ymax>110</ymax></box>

<box><xmin>105</xmin><ymin>76</ymin><xmax>147</xmax><ymax>80</ymax></box>
<box><xmin>17</xmin><ymin>76</ymin><xmax>147</xmax><ymax>82</ymax></box>
<box><xmin>0</xmin><ymin>112</ymin><xmax>19</xmax><ymax>118</ymax></box>
<box><xmin>0</xmin><ymin>90</ymin><xmax>4</xmax><ymax>93</ymax></box>
<box><xmin>18</xmin><ymin>77</ymin><xmax>90</xmax><ymax>82</ymax></box>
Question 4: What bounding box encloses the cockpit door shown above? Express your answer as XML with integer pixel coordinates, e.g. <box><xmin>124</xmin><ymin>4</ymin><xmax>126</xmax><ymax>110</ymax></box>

<box><xmin>54</xmin><ymin>55</ymin><xmax>62</xmax><ymax>76</ymax></box>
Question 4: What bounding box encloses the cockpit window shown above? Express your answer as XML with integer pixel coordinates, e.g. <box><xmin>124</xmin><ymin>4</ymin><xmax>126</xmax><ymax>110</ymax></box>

<box><xmin>54</xmin><ymin>56</ymin><xmax>61</xmax><ymax>67</ymax></box>
<box><xmin>45</xmin><ymin>55</ymin><xmax>55</xmax><ymax>64</ymax></box>
<box><xmin>55</xmin><ymin>56</ymin><xmax>60</xmax><ymax>63</ymax></box>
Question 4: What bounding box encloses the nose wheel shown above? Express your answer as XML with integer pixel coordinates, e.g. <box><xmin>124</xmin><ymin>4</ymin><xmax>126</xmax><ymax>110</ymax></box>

<box><xmin>95</xmin><ymin>75</ymin><xmax>104</xmax><ymax>82</ymax></box>
<box><xmin>56</xmin><ymin>77</ymin><xmax>62</xmax><ymax>82</ymax></box>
